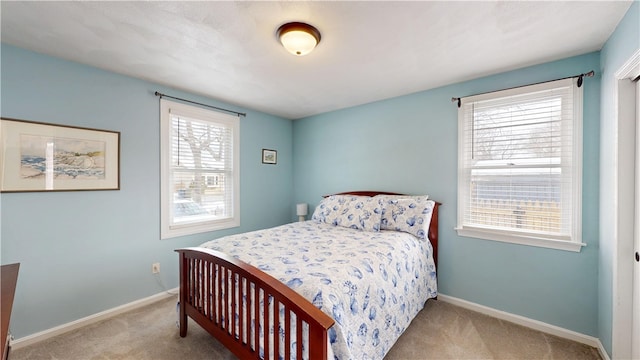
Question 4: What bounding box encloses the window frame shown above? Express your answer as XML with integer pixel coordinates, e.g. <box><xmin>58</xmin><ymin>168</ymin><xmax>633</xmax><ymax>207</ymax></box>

<box><xmin>160</xmin><ymin>99</ymin><xmax>240</xmax><ymax>239</ymax></box>
<box><xmin>456</xmin><ymin>78</ymin><xmax>585</xmax><ymax>252</ymax></box>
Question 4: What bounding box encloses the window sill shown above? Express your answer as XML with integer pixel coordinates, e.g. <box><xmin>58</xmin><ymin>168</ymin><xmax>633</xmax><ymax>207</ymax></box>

<box><xmin>455</xmin><ymin>227</ymin><xmax>585</xmax><ymax>252</ymax></box>
<box><xmin>161</xmin><ymin>218</ymin><xmax>240</xmax><ymax>239</ymax></box>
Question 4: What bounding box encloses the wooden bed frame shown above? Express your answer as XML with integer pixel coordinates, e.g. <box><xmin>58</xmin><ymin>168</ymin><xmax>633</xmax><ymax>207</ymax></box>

<box><xmin>176</xmin><ymin>191</ymin><xmax>440</xmax><ymax>360</ymax></box>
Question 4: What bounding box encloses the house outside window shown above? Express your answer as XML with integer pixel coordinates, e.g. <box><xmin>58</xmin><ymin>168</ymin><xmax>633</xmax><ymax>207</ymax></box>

<box><xmin>456</xmin><ymin>78</ymin><xmax>584</xmax><ymax>252</ymax></box>
<box><xmin>160</xmin><ymin>99</ymin><xmax>240</xmax><ymax>239</ymax></box>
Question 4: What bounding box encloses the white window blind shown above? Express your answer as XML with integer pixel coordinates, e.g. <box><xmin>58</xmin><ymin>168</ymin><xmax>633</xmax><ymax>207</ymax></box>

<box><xmin>456</xmin><ymin>78</ymin><xmax>584</xmax><ymax>251</ymax></box>
<box><xmin>161</xmin><ymin>99</ymin><xmax>240</xmax><ymax>239</ymax></box>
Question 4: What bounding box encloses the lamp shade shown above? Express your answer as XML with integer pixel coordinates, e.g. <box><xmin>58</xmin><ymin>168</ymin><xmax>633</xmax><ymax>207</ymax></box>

<box><xmin>296</xmin><ymin>203</ymin><xmax>308</xmax><ymax>216</ymax></box>
<box><xmin>277</xmin><ymin>22</ymin><xmax>321</xmax><ymax>56</ymax></box>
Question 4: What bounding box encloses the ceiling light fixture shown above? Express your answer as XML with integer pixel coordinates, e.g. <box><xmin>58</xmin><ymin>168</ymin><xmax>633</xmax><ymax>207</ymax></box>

<box><xmin>277</xmin><ymin>22</ymin><xmax>321</xmax><ymax>56</ymax></box>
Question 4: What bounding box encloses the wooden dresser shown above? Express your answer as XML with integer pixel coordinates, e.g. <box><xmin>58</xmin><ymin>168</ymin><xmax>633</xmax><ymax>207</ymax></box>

<box><xmin>1</xmin><ymin>263</ymin><xmax>19</xmax><ymax>360</ymax></box>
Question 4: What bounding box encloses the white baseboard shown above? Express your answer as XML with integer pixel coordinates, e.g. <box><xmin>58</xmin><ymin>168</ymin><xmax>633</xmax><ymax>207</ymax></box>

<box><xmin>11</xmin><ymin>288</ymin><xmax>179</xmax><ymax>350</ymax></box>
<box><xmin>437</xmin><ymin>294</ymin><xmax>610</xmax><ymax>360</ymax></box>
<box><xmin>597</xmin><ymin>340</ymin><xmax>612</xmax><ymax>360</ymax></box>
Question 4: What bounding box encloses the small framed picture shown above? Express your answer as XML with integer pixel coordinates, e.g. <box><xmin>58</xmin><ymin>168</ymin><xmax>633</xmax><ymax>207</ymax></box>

<box><xmin>262</xmin><ymin>149</ymin><xmax>277</xmax><ymax>164</ymax></box>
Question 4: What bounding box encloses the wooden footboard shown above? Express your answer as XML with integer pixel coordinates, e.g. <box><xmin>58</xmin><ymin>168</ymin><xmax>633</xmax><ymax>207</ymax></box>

<box><xmin>176</xmin><ymin>247</ymin><xmax>335</xmax><ymax>360</ymax></box>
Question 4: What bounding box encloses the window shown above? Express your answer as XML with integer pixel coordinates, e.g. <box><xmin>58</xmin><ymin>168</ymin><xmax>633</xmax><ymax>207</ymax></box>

<box><xmin>456</xmin><ymin>78</ymin><xmax>584</xmax><ymax>252</ymax></box>
<box><xmin>160</xmin><ymin>99</ymin><xmax>240</xmax><ymax>239</ymax></box>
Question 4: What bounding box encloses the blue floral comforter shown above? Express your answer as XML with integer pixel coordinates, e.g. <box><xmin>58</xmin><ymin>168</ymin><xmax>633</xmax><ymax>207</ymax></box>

<box><xmin>199</xmin><ymin>220</ymin><xmax>437</xmax><ymax>360</ymax></box>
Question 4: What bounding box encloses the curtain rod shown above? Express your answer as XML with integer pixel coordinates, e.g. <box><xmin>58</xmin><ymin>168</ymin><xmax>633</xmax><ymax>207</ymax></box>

<box><xmin>154</xmin><ymin>91</ymin><xmax>247</xmax><ymax>117</ymax></box>
<box><xmin>451</xmin><ymin>70</ymin><xmax>595</xmax><ymax>108</ymax></box>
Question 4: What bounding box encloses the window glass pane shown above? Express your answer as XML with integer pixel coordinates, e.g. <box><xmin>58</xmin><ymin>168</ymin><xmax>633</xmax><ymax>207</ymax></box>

<box><xmin>172</xmin><ymin>171</ymin><xmax>230</xmax><ymax>224</ymax></box>
<box><xmin>171</xmin><ymin>114</ymin><xmax>233</xmax><ymax>171</ymax></box>
<box><xmin>169</xmin><ymin>113</ymin><xmax>234</xmax><ymax>226</ymax></box>
<box><xmin>469</xmin><ymin>170</ymin><xmax>562</xmax><ymax>234</ymax></box>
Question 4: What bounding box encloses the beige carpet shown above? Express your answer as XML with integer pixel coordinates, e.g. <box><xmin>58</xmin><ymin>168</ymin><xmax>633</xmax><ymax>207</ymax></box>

<box><xmin>10</xmin><ymin>295</ymin><xmax>601</xmax><ymax>360</ymax></box>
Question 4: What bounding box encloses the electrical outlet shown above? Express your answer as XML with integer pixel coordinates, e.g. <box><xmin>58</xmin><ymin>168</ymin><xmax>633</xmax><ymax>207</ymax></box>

<box><xmin>152</xmin><ymin>262</ymin><xmax>160</xmax><ymax>274</ymax></box>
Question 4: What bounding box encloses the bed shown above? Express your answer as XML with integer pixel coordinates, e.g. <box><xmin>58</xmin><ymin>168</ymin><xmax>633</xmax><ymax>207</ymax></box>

<box><xmin>176</xmin><ymin>191</ymin><xmax>440</xmax><ymax>360</ymax></box>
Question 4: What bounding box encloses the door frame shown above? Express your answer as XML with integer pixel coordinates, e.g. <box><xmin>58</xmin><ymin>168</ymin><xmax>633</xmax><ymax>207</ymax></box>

<box><xmin>613</xmin><ymin>48</ymin><xmax>640</xmax><ymax>359</ymax></box>
<box><xmin>634</xmin><ymin>75</ymin><xmax>640</xmax><ymax>360</ymax></box>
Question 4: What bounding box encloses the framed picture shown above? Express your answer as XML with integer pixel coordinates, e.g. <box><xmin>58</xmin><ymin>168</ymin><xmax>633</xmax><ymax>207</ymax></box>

<box><xmin>262</xmin><ymin>149</ymin><xmax>277</xmax><ymax>164</ymax></box>
<box><xmin>0</xmin><ymin>118</ymin><xmax>120</xmax><ymax>192</ymax></box>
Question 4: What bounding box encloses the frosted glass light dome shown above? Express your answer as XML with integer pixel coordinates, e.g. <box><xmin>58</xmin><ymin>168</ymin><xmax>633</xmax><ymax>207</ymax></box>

<box><xmin>277</xmin><ymin>22</ymin><xmax>321</xmax><ymax>56</ymax></box>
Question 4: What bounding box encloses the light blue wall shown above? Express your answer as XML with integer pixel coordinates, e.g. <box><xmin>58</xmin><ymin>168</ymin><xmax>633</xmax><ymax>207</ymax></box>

<box><xmin>598</xmin><ymin>1</ymin><xmax>639</xmax><ymax>356</ymax></box>
<box><xmin>293</xmin><ymin>52</ymin><xmax>602</xmax><ymax>337</ymax></box>
<box><xmin>0</xmin><ymin>44</ymin><xmax>293</xmax><ymax>338</ymax></box>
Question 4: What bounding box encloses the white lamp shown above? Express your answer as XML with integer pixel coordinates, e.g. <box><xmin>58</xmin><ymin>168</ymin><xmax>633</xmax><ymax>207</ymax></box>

<box><xmin>277</xmin><ymin>22</ymin><xmax>321</xmax><ymax>56</ymax></box>
<box><xmin>296</xmin><ymin>203</ymin><xmax>308</xmax><ymax>222</ymax></box>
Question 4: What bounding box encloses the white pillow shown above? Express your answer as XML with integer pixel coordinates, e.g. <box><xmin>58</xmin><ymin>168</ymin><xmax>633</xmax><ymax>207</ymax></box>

<box><xmin>380</xmin><ymin>196</ymin><xmax>434</xmax><ymax>240</ymax></box>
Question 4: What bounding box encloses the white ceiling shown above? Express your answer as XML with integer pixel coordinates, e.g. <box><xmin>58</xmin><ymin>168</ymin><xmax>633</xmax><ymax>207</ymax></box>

<box><xmin>0</xmin><ymin>1</ymin><xmax>633</xmax><ymax>119</ymax></box>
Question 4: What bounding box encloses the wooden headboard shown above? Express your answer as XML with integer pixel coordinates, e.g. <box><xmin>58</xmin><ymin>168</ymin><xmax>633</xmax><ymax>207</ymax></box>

<box><xmin>324</xmin><ymin>191</ymin><xmax>441</xmax><ymax>267</ymax></box>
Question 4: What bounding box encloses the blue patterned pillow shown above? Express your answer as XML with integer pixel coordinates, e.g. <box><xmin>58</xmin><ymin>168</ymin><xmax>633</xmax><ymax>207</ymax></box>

<box><xmin>333</xmin><ymin>196</ymin><xmax>383</xmax><ymax>231</ymax></box>
<box><xmin>311</xmin><ymin>195</ymin><xmax>352</xmax><ymax>224</ymax></box>
<box><xmin>380</xmin><ymin>196</ymin><xmax>434</xmax><ymax>240</ymax></box>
